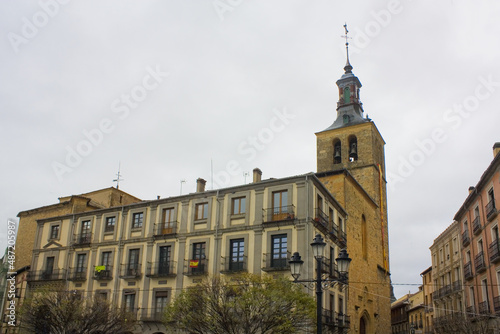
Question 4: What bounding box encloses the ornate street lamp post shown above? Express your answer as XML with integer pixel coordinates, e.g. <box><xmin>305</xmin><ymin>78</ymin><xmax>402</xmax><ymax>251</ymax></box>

<box><xmin>289</xmin><ymin>234</ymin><xmax>351</xmax><ymax>334</ymax></box>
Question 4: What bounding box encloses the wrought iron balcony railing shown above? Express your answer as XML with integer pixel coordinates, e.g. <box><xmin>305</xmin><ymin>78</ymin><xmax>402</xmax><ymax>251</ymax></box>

<box><xmin>139</xmin><ymin>308</ymin><xmax>165</xmax><ymax>322</ymax></box>
<box><xmin>494</xmin><ymin>296</ymin><xmax>500</xmax><ymax>313</ymax></box>
<box><xmin>486</xmin><ymin>200</ymin><xmax>497</xmax><ymax>221</ymax></box>
<box><xmin>72</xmin><ymin>233</ymin><xmax>92</xmax><ymax>246</ymax></box>
<box><xmin>475</xmin><ymin>252</ymin><xmax>487</xmax><ymax>273</ymax></box>
<box><xmin>146</xmin><ymin>261</ymin><xmax>176</xmax><ymax>277</ymax></box>
<box><xmin>490</xmin><ymin>239</ymin><xmax>500</xmax><ymax>263</ymax></box>
<box><xmin>153</xmin><ymin>222</ymin><xmax>177</xmax><ymax>237</ymax></box>
<box><xmin>263</xmin><ymin>205</ymin><xmax>295</xmax><ymax>223</ymax></box>
<box><xmin>261</xmin><ymin>251</ymin><xmax>291</xmax><ymax>271</ymax></box>
<box><xmin>119</xmin><ymin>263</ymin><xmax>142</xmax><ymax>278</ymax></box>
<box><xmin>478</xmin><ymin>301</ymin><xmax>489</xmax><ymax>314</ymax></box>
<box><xmin>452</xmin><ymin>280</ymin><xmax>462</xmax><ymax>292</ymax></box>
<box><xmin>472</xmin><ymin>216</ymin><xmax>482</xmax><ymax>235</ymax></box>
<box><xmin>220</xmin><ymin>257</ymin><xmax>247</xmax><ymax>273</ymax></box>
<box><xmin>67</xmin><ymin>267</ymin><xmax>87</xmax><ymax>281</ymax></box>
<box><xmin>184</xmin><ymin>259</ymin><xmax>208</xmax><ymax>275</ymax></box>
<box><xmin>462</xmin><ymin>229</ymin><xmax>470</xmax><ymax>247</ymax></box>
<box><xmin>27</xmin><ymin>269</ymin><xmax>67</xmax><ymax>281</ymax></box>
<box><xmin>464</xmin><ymin>261</ymin><xmax>473</xmax><ymax>280</ymax></box>
<box><xmin>466</xmin><ymin>306</ymin><xmax>475</xmax><ymax>317</ymax></box>
<box><xmin>93</xmin><ymin>265</ymin><xmax>113</xmax><ymax>280</ymax></box>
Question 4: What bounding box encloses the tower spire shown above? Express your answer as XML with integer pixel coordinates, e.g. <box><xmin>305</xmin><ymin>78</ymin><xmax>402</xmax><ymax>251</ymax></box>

<box><xmin>341</xmin><ymin>23</ymin><xmax>353</xmax><ymax>73</ymax></box>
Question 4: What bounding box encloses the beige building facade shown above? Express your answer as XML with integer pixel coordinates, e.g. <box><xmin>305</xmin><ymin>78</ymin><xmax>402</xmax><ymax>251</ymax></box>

<box><xmin>420</xmin><ymin>266</ymin><xmax>434</xmax><ymax>333</ymax></box>
<box><xmin>21</xmin><ymin>173</ymin><xmax>350</xmax><ymax>334</ymax></box>
<box><xmin>430</xmin><ymin>220</ymin><xmax>464</xmax><ymax>331</ymax></box>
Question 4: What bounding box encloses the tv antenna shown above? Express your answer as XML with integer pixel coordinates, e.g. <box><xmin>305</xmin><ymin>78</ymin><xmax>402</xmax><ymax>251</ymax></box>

<box><xmin>243</xmin><ymin>171</ymin><xmax>250</xmax><ymax>184</ymax></box>
<box><xmin>113</xmin><ymin>162</ymin><xmax>124</xmax><ymax>189</ymax></box>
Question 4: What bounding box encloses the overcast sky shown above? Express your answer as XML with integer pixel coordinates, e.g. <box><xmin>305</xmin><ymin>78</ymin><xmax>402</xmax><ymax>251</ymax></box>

<box><xmin>1</xmin><ymin>1</ymin><xmax>499</xmax><ymax>299</ymax></box>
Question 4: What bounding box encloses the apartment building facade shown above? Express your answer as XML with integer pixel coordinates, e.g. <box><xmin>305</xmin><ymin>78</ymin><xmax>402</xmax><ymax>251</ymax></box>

<box><xmin>456</xmin><ymin>143</ymin><xmax>500</xmax><ymax>328</ymax></box>
<box><xmin>22</xmin><ymin>172</ymin><xmax>349</xmax><ymax>334</ymax></box>
<box><xmin>420</xmin><ymin>266</ymin><xmax>434</xmax><ymax>334</ymax></box>
<box><xmin>430</xmin><ymin>220</ymin><xmax>464</xmax><ymax>332</ymax></box>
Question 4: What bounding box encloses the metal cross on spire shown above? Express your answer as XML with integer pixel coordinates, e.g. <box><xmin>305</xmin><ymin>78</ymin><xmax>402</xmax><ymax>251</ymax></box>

<box><xmin>341</xmin><ymin>23</ymin><xmax>353</xmax><ymax>73</ymax></box>
<box><xmin>113</xmin><ymin>162</ymin><xmax>124</xmax><ymax>189</ymax></box>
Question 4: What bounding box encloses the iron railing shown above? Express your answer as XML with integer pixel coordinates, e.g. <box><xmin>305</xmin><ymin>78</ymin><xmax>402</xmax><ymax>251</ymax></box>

<box><xmin>475</xmin><ymin>252</ymin><xmax>486</xmax><ymax>273</ymax></box>
<box><xmin>263</xmin><ymin>205</ymin><xmax>295</xmax><ymax>223</ymax></box>
<box><xmin>146</xmin><ymin>261</ymin><xmax>176</xmax><ymax>277</ymax></box>
<box><xmin>262</xmin><ymin>251</ymin><xmax>291</xmax><ymax>271</ymax></box>
<box><xmin>67</xmin><ymin>267</ymin><xmax>87</xmax><ymax>281</ymax></box>
<box><xmin>93</xmin><ymin>265</ymin><xmax>113</xmax><ymax>280</ymax></box>
<box><xmin>464</xmin><ymin>261</ymin><xmax>473</xmax><ymax>280</ymax></box>
<box><xmin>27</xmin><ymin>269</ymin><xmax>67</xmax><ymax>281</ymax></box>
<box><xmin>472</xmin><ymin>216</ymin><xmax>482</xmax><ymax>235</ymax></box>
<box><xmin>72</xmin><ymin>233</ymin><xmax>92</xmax><ymax>246</ymax></box>
<box><xmin>153</xmin><ymin>222</ymin><xmax>177</xmax><ymax>236</ymax></box>
<box><xmin>486</xmin><ymin>200</ymin><xmax>497</xmax><ymax>220</ymax></box>
<box><xmin>184</xmin><ymin>259</ymin><xmax>208</xmax><ymax>275</ymax></box>
<box><xmin>119</xmin><ymin>263</ymin><xmax>142</xmax><ymax>278</ymax></box>
<box><xmin>462</xmin><ymin>229</ymin><xmax>470</xmax><ymax>247</ymax></box>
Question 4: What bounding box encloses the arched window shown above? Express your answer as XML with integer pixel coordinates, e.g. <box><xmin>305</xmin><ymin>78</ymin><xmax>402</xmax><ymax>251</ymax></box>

<box><xmin>362</xmin><ymin>215</ymin><xmax>367</xmax><ymax>260</ymax></box>
<box><xmin>333</xmin><ymin>140</ymin><xmax>341</xmax><ymax>164</ymax></box>
<box><xmin>348</xmin><ymin>136</ymin><xmax>358</xmax><ymax>162</ymax></box>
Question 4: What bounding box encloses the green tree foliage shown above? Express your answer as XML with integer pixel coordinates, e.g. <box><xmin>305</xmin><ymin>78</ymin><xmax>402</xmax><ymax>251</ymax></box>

<box><xmin>164</xmin><ymin>273</ymin><xmax>316</xmax><ymax>334</ymax></box>
<box><xmin>20</xmin><ymin>288</ymin><xmax>136</xmax><ymax>334</ymax></box>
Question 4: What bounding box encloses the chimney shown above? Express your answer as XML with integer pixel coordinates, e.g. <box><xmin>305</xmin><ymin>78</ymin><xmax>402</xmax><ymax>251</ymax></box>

<box><xmin>494</xmin><ymin>142</ymin><xmax>500</xmax><ymax>158</ymax></box>
<box><xmin>196</xmin><ymin>178</ymin><xmax>206</xmax><ymax>192</ymax></box>
<box><xmin>468</xmin><ymin>186</ymin><xmax>475</xmax><ymax>194</ymax></box>
<box><xmin>253</xmin><ymin>168</ymin><xmax>262</xmax><ymax>183</ymax></box>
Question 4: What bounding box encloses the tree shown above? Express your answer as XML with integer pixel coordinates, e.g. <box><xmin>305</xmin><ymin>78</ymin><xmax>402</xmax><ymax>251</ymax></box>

<box><xmin>164</xmin><ymin>273</ymin><xmax>316</xmax><ymax>334</ymax></box>
<box><xmin>20</xmin><ymin>288</ymin><xmax>136</xmax><ymax>334</ymax></box>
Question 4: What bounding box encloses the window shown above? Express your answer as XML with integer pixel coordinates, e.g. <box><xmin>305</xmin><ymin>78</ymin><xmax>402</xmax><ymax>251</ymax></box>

<box><xmin>271</xmin><ymin>234</ymin><xmax>288</xmax><ymax>268</ymax></box>
<box><xmin>76</xmin><ymin>254</ymin><xmax>87</xmax><ymax>279</ymax></box>
<box><xmin>317</xmin><ymin>195</ymin><xmax>323</xmax><ymax>211</ymax></box>
<box><xmin>105</xmin><ymin>216</ymin><xmax>115</xmax><ymax>232</ymax></box>
<box><xmin>493</xmin><ymin>226</ymin><xmax>499</xmax><ymax>242</ymax></box>
<box><xmin>162</xmin><ymin>208</ymin><xmax>175</xmax><ymax>228</ymax></box>
<box><xmin>271</xmin><ymin>190</ymin><xmax>291</xmax><ymax>221</ymax></box>
<box><xmin>343</xmin><ymin>86</ymin><xmax>350</xmax><ymax>104</ymax></box>
<box><xmin>158</xmin><ymin>246</ymin><xmax>171</xmax><ymax>275</ymax></box>
<box><xmin>362</xmin><ymin>215</ymin><xmax>367</xmax><ymax>260</ymax></box>
<box><xmin>50</xmin><ymin>225</ymin><xmax>60</xmax><ymax>239</ymax></box>
<box><xmin>469</xmin><ymin>286</ymin><xmax>475</xmax><ymax>308</ymax></box>
<box><xmin>496</xmin><ymin>271</ymin><xmax>500</xmax><ymax>295</ymax></box>
<box><xmin>132</xmin><ymin>212</ymin><xmax>143</xmax><ymax>229</ymax></box>
<box><xmin>229</xmin><ymin>239</ymin><xmax>244</xmax><ymax>271</ymax></box>
<box><xmin>97</xmin><ymin>291</ymin><xmax>108</xmax><ymax>301</ymax></box>
<box><xmin>81</xmin><ymin>220</ymin><xmax>91</xmax><ymax>235</ymax></box>
<box><xmin>195</xmin><ymin>203</ymin><xmax>208</xmax><ymax>220</ymax></box>
<box><xmin>101</xmin><ymin>251</ymin><xmax>111</xmax><ymax>266</ymax></box>
<box><xmin>45</xmin><ymin>256</ymin><xmax>55</xmax><ymax>274</ymax></box>
<box><xmin>445</xmin><ymin>244</ymin><xmax>450</xmax><ymax>260</ymax></box>
<box><xmin>191</xmin><ymin>242</ymin><xmax>206</xmax><ymax>274</ymax></box>
<box><xmin>155</xmin><ymin>291</ymin><xmax>169</xmax><ymax>318</ymax></box>
<box><xmin>231</xmin><ymin>197</ymin><xmax>246</xmax><ymax>215</ymax></box>
<box><xmin>127</xmin><ymin>249</ymin><xmax>140</xmax><ymax>276</ymax></box>
<box><xmin>123</xmin><ymin>293</ymin><xmax>135</xmax><ymax>312</ymax></box>
<box><xmin>439</xmin><ymin>248</ymin><xmax>443</xmax><ymax>264</ymax></box>
<box><xmin>453</xmin><ymin>237</ymin><xmax>458</xmax><ymax>254</ymax></box>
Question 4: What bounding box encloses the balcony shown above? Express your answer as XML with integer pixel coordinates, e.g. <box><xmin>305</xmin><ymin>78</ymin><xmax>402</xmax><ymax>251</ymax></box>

<box><xmin>478</xmin><ymin>301</ymin><xmax>489</xmax><ymax>314</ymax></box>
<box><xmin>67</xmin><ymin>268</ymin><xmax>87</xmax><ymax>281</ymax></box>
<box><xmin>153</xmin><ymin>222</ymin><xmax>177</xmax><ymax>237</ymax></box>
<box><xmin>314</xmin><ymin>208</ymin><xmax>331</xmax><ymax>235</ymax></box>
<box><xmin>184</xmin><ymin>259</ymin><xmax>208</xmax><ymax>276</ymax></box>
<box><xmin>494</xmin><ymin>296</ymin><xmax>500</xmax><ymax>313</ymax></box>
<box><xmin>486</xmin><ymin>200</ymin><xmax>497</xmax><ymax>221</ymax></box>
<box><xmin>475</xmin><ymin>252</ymin><xmax>487</xmax><ymax>273</ymax></box>
<box><xmin>72</xmin><ymin>233</ymin><xmax>92</xmax><ymax>247</ymax></box>
<box><xmin>338</xmin><ymin>230</ymin><xmax>347</xmax><ymax>248</ymax></box>
<box><xmin>27</xmin><ymin>269</ymin><xmax>66</xmax><ymax>282</ymax></box>
<box><xmin>466</xmin><ymin>306</ymin><xmax>475</xmax><ymax>317</ymax></box>
<box><xmin>321</xmin><ymin>257</ymin><xmax>339</xmax><ymax>280</ymax></box>
<box><xmin>261</xmin><ymin>251</ymin><xmax>291</xmax><ymax>272</ymax></box>
<box><xmin>93</xmin><ymin>265</ymin><xmax>113</xmax><ymax>280</ymax></box>
<box><xmin>146</xmin><ymin>261</ymin><xmax>176</xmax><ymax>277</ymax></box>
<box><xmin>140</xmin><ymin>308</ymin><xmax>164</xmax><ymax>322</ymax></box>
<box><xmin>220</xmin><ymin>257</ymin><xmax>247</xmax><ymax>274</ymax></box>
<box><xmin>462</xmin><ymin>230</ymin><xmax>470</xmax><ymax>247</ymax></box>
<box><xmin>439</xmin><ymin>284</ymin><xmax>452</xmax><ymax>298</ymax></box>
<box><xmin>472</xmin><ymin>216</ymin><xmax>482</xmax><ymax>235</ymax></box>
<box><xmin>490</xmin><ymin>239</ymin><xmax>500</xmax><ymax>263</ymax></box>
<box><xmin>452</xmin><ymin>280</ymin><xmax>462</xmax><ymax>292</ymax></box>
<box><xmin>119</xmin><ymin>263</ymin><xmax>142</xmax><ymax>279</ymax></box>
<box><xmin>263</xmin><ymin>205</ymin><xmax>295</xmax><ymax>223</ymax></box>
<box><xmin>464</xmin><ymin>261</ymin><xmax>473</xmax><ymax>280</ymax></box>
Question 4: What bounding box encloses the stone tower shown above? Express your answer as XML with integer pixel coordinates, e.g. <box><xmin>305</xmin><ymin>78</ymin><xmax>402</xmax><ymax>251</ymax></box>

<box><xmin>315</xmin><ymin>43</ymin><xmax>391</xmax><ymax>333</ymax></box>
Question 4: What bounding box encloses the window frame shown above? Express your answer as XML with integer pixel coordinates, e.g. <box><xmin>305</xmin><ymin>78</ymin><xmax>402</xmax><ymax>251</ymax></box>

<box><xmin>195</xmin><ymin>203</ymin><xmax>208</xmax><ymax>221</ymax></box>
<box><xmin>231</xmin><ymin>197</ymin><xmax>246</xmax><ymax>215</ymax></box>
<box><xmin>131</xmin><ymin>212</ymin><xmax>144</xmax><ymax>229</ymax></box>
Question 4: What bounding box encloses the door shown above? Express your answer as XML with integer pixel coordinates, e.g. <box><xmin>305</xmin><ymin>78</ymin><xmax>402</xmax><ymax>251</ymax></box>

<box><xmin>360</xmin><ymin>317</ymin><xmax>366</xmax><ymax>334</ymax></box>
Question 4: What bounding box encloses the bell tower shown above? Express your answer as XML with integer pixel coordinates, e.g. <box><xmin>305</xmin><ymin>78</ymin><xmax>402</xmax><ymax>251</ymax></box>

<box><xmin>316</xmin><ymin>25</ymin><xmax>386</xmax><ymax>201</ymax></box>
<box><xmin>315</xmin><ymin>24</ymin><xmax>391</xmax><ymax>334</ymax></box>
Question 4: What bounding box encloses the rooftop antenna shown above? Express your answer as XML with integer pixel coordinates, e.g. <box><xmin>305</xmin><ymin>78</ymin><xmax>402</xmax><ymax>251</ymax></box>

<box><xmin>180</xmin><ymin>179</ymin><xmax>186</xmax><ymax>195</ymax></box>
<box><xmin>341</xmin><ymin>23</ymin><xmax>353</xmax><ymax>73</ymax></box>
<box><xmin>243</xmin><ymin>171</ymin><xmax>249</xmax><ymax>184</ymax></box>
<box><xmin>113</xmin><ymin>162</ymin><xmax>124</xmax><ymax>189</ymax></box>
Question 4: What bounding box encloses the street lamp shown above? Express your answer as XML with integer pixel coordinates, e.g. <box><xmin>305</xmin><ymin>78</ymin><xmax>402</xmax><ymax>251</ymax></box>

<box><xmin>289</xmin><ymin>234</ymin><xmax>351</xmax><ymax>334</ymax></box>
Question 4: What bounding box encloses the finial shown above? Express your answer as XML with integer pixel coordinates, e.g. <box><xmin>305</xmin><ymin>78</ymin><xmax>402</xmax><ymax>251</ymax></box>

<box><xmin>113</xmin><ymin>162</ymin><xmax>123</xmax><ymax>189</ymax></box>
<box><xmin>341</xmin><ymin>23</ymin><xmax>353</xmax><ymax>73</ymax></box>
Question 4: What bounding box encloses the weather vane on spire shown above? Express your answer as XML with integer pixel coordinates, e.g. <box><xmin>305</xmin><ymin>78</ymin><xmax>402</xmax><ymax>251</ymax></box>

<box><xmin>341</xmin><ymin>23</ymin><xmax>353</xmax><ymax>73</ymax></box>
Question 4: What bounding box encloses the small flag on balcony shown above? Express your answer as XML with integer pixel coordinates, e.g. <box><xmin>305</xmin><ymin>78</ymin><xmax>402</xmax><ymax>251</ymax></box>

<box><xmin>95</xmin><ymin>265</ymin><xmax>105</xmax><ymax>273</ymax></box>
<box><xmin>189</xmin><ymin>260</ymin><xmax>199</xmax><ymax>268</ymax></box>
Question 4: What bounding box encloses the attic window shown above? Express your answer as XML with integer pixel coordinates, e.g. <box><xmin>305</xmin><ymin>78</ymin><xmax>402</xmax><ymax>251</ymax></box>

<box><xmin>343</xmin><ymin>115</ymin><xmax>350</xmax><ymax>124</ymax></box>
